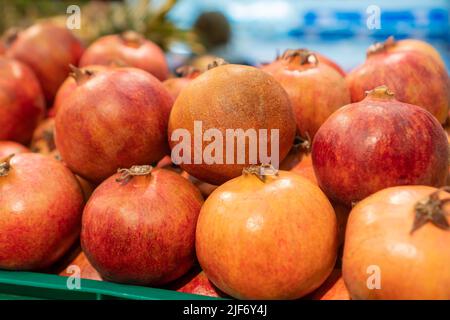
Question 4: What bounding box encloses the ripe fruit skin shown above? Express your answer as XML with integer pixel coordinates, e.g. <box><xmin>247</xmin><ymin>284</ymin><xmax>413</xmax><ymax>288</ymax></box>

<box><xmin>196</xmin><ymin>170</ymin><xmax>338</xmax><ymax>299</ymax></box>
<box><xmin>6</xmin><ymin>23</ymin><xmax>84</xmax><ymax>102</ymax></box>
<box><xmin>312</xmin><ymin>86</ymin><xmax>449</xmax><ymax>206</ymax></box>
<box><xmin>310</xmin><ymin>269</ymin><xmax>350</xmax><ymax>300</ymax></box>
<box><xmin>343</xmin><ymin>186</ymin><xmax>450</xmax><ymax>299</ymax></box>
<box><xmin>0</xmin><ymin>153</ymin><xmax>84</xmax><ymax>270</ymax></box>
<box><xmin>346</xmin><ymin>45</ymin><xmax>449</xmax><ymax>124</ymax></box>
<box><xmin>30</xmin><ymin>118</ymin><xmax>57</xmax><ymax>155</ymax></box>
<box><xmin>0</xmin><ymin>141</ymin><xmax>29</xmax><ymax>159</ymax></box>
<box><xmin>55</xmin><ymin>68</ymin><xmax>173</xmax><ymax>183</ymax></box>
<box><xmin>79</xmin><ymin>31</ymin><xmax>169</xmax><ymax>81</ymax></box>
<box><xmin>170</xmin><ymin>269</ymin><xmax>226</xmax><ymax>297</ymax></box>
<box><xmin>269</xmin><ymin>51</ymin><xmax>350</xmax><ymax>138</ymax></box>
<box><xmin>168</xmin><ymin>64</ymin><xmax>296</xmax><ymax>185</ymax></box>
<box><xmin>163</xmin><ymin>66</ymin><xmax>201</xmax><ymax>100</ymax></box>
<box><xmin>59</xmin><ymin>251</ymin><xmax>102</xmax><ymax>281</ymax></box>
<box><xmin>48</xmin><ymin>65</ymin><xmax>109</xmax><ymax>117</ymax></box>
<box><xmin>0</xmin><ymin>57</ymin><xmax>45</xmax><ymax>144</ymax></box>
<box><xmin>81</xmin><ymin>168</ymin><xmax>203</xmax><ymax>286</ymax></box>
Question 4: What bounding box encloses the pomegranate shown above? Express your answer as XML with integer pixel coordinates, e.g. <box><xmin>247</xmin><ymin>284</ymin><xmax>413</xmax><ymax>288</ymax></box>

<box><xmin>0</xmin><ymin>153</ymin><xmax>84</xmax><ymax>270</ymax></box>
<box><xmin>55</xmin><ymin>67</ymin><xmax>173</xmax><ymax>183</ymax></box>
<box><xmin>168</xmin><ymin>62</ymin><xmax>296</xmax><ymax>185</ymax></box>
<box><xmin>59</xmin><ymin>251</ymin><xmax>102</xmax><ymax>281</ymax></box>
<box><xmin>0</xmin><ymin>141</ymin><xmax>30</xmax><ymax>159</ymax></box>
<box><xmin>0</xmin><ymin>57</ymin><xmax>45</xmax><ymax>144</ymax></box>
<box><xmin>343</xmin><ymin>186</ymin><xmax>450</xmax><ymax>299</ymax></box>
<box><xmin>309</xmin><ymin>269</ymin><xmax>350</xmax><ymax>300</ymax></box>
<box><xmin>48</xmin><ymin>65</ymin><xmax>110</xmax><ymax>117</ymax></box>
<box><xmin>261</xmin><ymin>48</ymin><xmax>346</xmax><ymax>77</ymax></box>
<box><xmin>30</xmin><ymin>118</ymin><xmax>57</xmax><ymax>155</ymax></box>
<box><xmin>312</xmin><ymin>85</ymin><xmax>449</xmax><ymax>206</ymax></box>
<box><xmin>196</xmin><ymin>165</ymin><xmax>338</xmax><ymax>299</ymax></box>
<box><xmin>6</xmin><ymin>23</ymin><xmax>84</xmax><ymax>102</ymax></box>
<box><xmin>79</xmin><ymin>31</ymin><xmax>168</xmax><ymax>81</ymax></box>
<box><xmin>163</xmin><ymin>66</ymin><xmax>201</xmax><ymax>100</ymax></box>
<box><xmin>346</xmin><ymin>39</ymin><xmax>449</xmax><ymax>124</ymax></box>
<box><xmin>267</xmin><ymin>50</ymin><xmax>350</xmax><ymax>138</ymax></box>
<box><xmin>81</xmin><ymin>166</ymin><xmax>203</xmax><ymax>286</ymax></box>
<box><xmin>169</xmin><ymin>269</ymin><xmax>226</xmax><ymax>298</ymax></box>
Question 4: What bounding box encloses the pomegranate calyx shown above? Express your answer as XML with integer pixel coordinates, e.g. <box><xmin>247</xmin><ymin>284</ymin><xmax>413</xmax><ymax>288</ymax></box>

<box><xmin>281</xmin><ymin>49</ymin><xmax>318</xmax><ymax>66</ymax></box>
<box><xmin>69</xmin><ymin>65</ymin><xmax>95</xmax><ymax>85</ymax></box>
<box><xmin>116</xmin><ymin>165</ymin><xmax>153</xmax><ymax>184</ymax></box>
<box><xmin>293</xmin><ymin>133</ymin><xmax>312</xmax><ymax>153</ymax></box>
<box><xmin>242</xmin><ymin>164</ymin><xmax>279</xmax><ymax>183</ymax></box>
<box><xmin>207</xmin><ymin>58</ymin><xmax>228</xmax><ymax>70</ymax></box>
<box><xmin>411</xmin><ymin>187</ymin><xmax>450</xmax><ymax>234</ymax></box>
<box><xmin>120</xmin><ymin>31</ymin><xmax>142</xmax><ymax>47</ymax></box>
<box><xmin>0</xmin><ymin>154</ymin><xmax>15</xmax><ymax>177</ymax></box>
<box><xmin>175</xmin><ymin>65</ymin><xmax>200</xmax><ymax>78</ymax></box>
<box><xmin>367</xmin><ymin>36</ymin><xmax>396</xmax><ymax>56</ymax></box>
<box><xmin>2</xmin><ymin>27</ymin><xmax>20</xmax><ymax>47</ymax></box>
<box><xmin>365</xmin><ymin>85</ymin><xmax>395</xmax><ymax>100</ymax></box>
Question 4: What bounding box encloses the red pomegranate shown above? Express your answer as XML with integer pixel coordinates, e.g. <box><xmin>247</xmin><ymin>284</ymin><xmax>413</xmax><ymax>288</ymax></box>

<box><xmin>49</xmin><ymin>65</ymin><xmax>110</xmax><ymax>117</ymax></box>
<box><xmin>312</xmin><ymin>85</ymin><xmax>449</xmax><ymax>206</ymax></box>
<box><xmin>0</xmin><ymin>141</ymin><xmax>30</xmax><ymax>159</ymax></box>
<box><xmin>168</xmin><ymin>62</ymin><xmax>296</xmax><ymax>185</ymax></box>
<box><xmin>0</xmin><ymin>153</ymin><xmax>84</xmax><ymax>270</ymax></box>
<box><xmin>346</xmin><ymin>39</ymin><xmax>449</xmax><ymax>124</ymax></box>
<box><xmin>6</xmin><ymin>23</ymin><xmax>84</xmax><ymax>102</ymax></box>
<box><xmin>0</xmin><ymin>57</ymin><xmax>45</xmax><ymax>144</ymax></box>
<box><xmin>267</xmin><ymin>50</ymin><xmax>350</xmax><ymax>138</ymax></box>
<box><xmin>163</xmin><ymin>66</ymin><xmax>201</xmax><ymax>100</ymax></box>
<box><xmin>55</xmin><ymin>67</ymin><xmax>173</xmax><ymax>183</ymax></box>
<box><xmin>79</xmin><ymin>31</ymin><xmax>168</xmax><ymax>81</ymax></box>
<box><xmin>196</xmin><ymin>166</ymin><xmax>338</xmax><ymax>299</ymax></box>
<box><xmin>170</xmin><ymin>269</ymin><xmax>226</xmax><ymax>298</ymax></box>
<box><xmin>81</xmin><ymin>166</ymin><xmax>203</xmax><ymax>286</ymax></box>
<box><xmin>30</xmin><ymin>118</ymin><xmax>57</xmax><ymax>155</ymax></box>
<box><xmin>261</xmin><ymin>49</ymin><xmax>346</xmax><ymax>77</ymax></box>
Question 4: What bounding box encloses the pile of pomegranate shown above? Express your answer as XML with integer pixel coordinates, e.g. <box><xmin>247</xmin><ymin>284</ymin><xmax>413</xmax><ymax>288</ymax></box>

<box><xmin>1</xmin><ymin>24</ymin><xmax>449</xmax><ymax>300</ymax></box>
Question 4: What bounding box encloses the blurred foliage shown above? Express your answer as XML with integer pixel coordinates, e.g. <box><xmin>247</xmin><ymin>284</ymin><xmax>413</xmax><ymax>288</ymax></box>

<box><xmin>0</xmin><ymin>0</ymin><xmax>204</xmax><ymax>53</ymax></box>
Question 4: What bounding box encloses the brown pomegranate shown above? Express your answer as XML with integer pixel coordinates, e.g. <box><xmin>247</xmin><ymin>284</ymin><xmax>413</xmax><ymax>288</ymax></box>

<box><xmin>55</xmin><ymin>67</ymin><xmax>173</xmax><ymax>183</ymax></box>
<box><xmin>6</xmin><ymin>23</ymin><xmax>84</xmax><ymax>102</ymax></box>
<box><xmin>196</xmin><ymin>165</ymin><xmax>338</xmax><ymax>299</ymax></box>
<box><xmin>0</xmin><ymin>153</ymin><xmax>84</xmax><ymax>270</ymax></box>
<box><xmin>163</xmin><ymin>66</ymin><xmax>201</xmax><ymax>100</ymax></box>
<box><xmin>79</xmin><ymin>31</ymin><xmax>168</xmax><ymax>81</ymax></box>
<box><xmin>343</xmin><ymin>186</ymin><xmax>450</xmax><ymax>299</ymax></box>
<box><xmin>168</xmin><ymin>63</ymin><xmax>296</xmax><ymax>185</ymax></box>
<box><xmin>346</xmin><ymin>39</ymin><xmax>449</xmax><ymax>124</ymax></box>
<box><xmin>81</xmin><ymin>166</ymin><xmax>203</xmax><ymax>286</ymax></box>
<box><xmin>312</xmin><ymin>85</ymin><xmax>449</xmax><ymax>206</ymax></box>
<box><xmin>0</xmin><ymin>57</ymin><xmax>45</xmax><ymax>144</ymax></box>
<box><xmin>0</xmin><ymin>141</ymin><xmax>30</xmax><ymax>159</ymax></box>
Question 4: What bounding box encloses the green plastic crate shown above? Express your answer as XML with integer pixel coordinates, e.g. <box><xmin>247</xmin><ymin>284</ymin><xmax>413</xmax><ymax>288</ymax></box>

<box><xmin>0</xmin><ymin>270</ymin><xmax>218</xmax><ymax>300</ymax></box>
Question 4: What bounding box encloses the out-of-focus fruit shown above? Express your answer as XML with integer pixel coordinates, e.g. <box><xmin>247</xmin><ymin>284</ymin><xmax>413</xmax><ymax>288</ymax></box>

<box><xmin>263</xmin><ymin>50</ymin><xmax>350</xmax><ymax>138</ymax></box>
<box><xmin>59</xmin><ymin>251</ymin><xmax>102</xmax><ymax>281</ymax></box>
<box><xmin>6</xmin><ymin>23</ymin><xmax>84</xmax><ymax>102</ymax></box>
<box><xmin>30</xmin><ymin>118</ymin><xmax>57</xmax><ymax>155</ymax></box>
<box><xmin>163</xmin><ymin>66</ymin><xmax>201</xmax><ymax>100</ymax></box>
<box><xmin>48</xmin><ymin>65</ymin><xmax>110</xmax><ymax>117</ymax></box>
<box><xmin>168</xmin><ymin>62</ymin><xmax>296</xmax><ymax>185</ymax></box>
<box><xmin>79</xmin><ymin>31</ymin><xmax>168</xmax><ymax>81</ymax></box>
<box><xmin>0</xmin><ymin>141</ymin><xmax>30</xmax><ymax>159</ymax></box>
<box><xmin>0</xmin><ymin>153</ymin><xmax>84</xmax><ymax>270</ymax></box>
<box><xmin>81</xmin><ymin>166</ymin><xmax>203</xmax><ymax>286</ymax></box>
<box><xmin>55</xmin><ymin>67</ymin><xmax>173</xmax><ymax>183</ymax></box>
<box><xmin>169</xmin><ymin>269</ymin><xmax>226</xmax><ymax>298</ymax></box>
<box><xmin>0</xmin><ymin>57</ymin><xmax>45</xmax><ymax>144</ymax></box>
<box><xmin>312</xmin><ymin>85</ymin><xmax>449</xmax><ymax>206</ymax></box>
<box><xmin>310</xmin><ymin>269</ymin><xmax>350</xmax><ymax>300</ymax></box>
<box><xmin>196</xmin><ymin>165</ymin><xmax>338</xmax><ymax>299</ymax></box>
<box><xmin>346</xmin><ymin>38</ymin><xmax>449</xmax><ymax>124</ymax></box>
<box><xmin>343</xmin><ymin>186</ymin><xmax>450</xmax><ymax>299</ymax></box>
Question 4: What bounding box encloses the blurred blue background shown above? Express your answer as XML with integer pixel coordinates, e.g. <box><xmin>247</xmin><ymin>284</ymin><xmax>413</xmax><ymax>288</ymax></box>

<box><xmin>167</xmin><ymin>0</ymin><xmax>450</xmax><ymax>72</ymax></box>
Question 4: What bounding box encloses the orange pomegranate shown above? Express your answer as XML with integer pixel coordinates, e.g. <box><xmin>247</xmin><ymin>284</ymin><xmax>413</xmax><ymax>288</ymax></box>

<box><xmin>163</xmin><ymin>66</ymin><xmax>201</xmax><ymax>100</ymax></box>
<box><xmin>196</xmin><ymin>165</ymin><xmax>338</xmax><ymax>299</ymax></box>
<box><xmin>310</xmin><ymin>269</ymin><xmax>350</xmax><ymax>300</ymax></box>
<box><xmin>343</xmin><ymin>186</ymin><xmax>450</xmax><ymax>299</ymax></box>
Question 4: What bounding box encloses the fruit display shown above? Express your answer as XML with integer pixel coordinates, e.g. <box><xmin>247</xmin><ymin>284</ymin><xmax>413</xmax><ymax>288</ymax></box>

<box><xmin>0</xmin><ymin>14</ymin><xmax>449</xmax><ymax>302</ymax></box>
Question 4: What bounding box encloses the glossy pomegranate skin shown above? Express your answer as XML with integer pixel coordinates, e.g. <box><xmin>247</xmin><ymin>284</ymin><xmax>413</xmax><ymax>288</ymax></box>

<box><xmin>346</xmin><ymin>49</ymin><xmax>449</xmax><ymax>124</ymax></box>
<box><xmin>81</xmin><ymin>168</ymin><xmax>203</xmax><ymax>286</ymax></box>
<box><xmin>312</xmin><ymin>88</ymin><xmax>449</xmax><ymax>206</ymax></box>
<box><xmin>79</xmin><ymin>32</ymin><xmax>169</xmax><ymax>81</ymax></box>
<box><xmin>0</xmin><ymin>57</ymin><xmax>45</xmax><ymax>144</ymax></box>
<box><xmin>0</xmin><ymin>141</ymin><xmax>30</xmax><ymax>159</ymax></box>
<box><xmin>0</xmin><ymin>153</ymin><xmax>84</xmax><ymax>270</ymax></box>
<box><xmin>343</xmin><ymin>186</ymin><xmax>450</xmax><ymax>299</ymax></box>
<box><xmin>7</xmin><ymin>23</ymin><xmax>84</xmax><ymax>102</ymax></box>
<box><xmin>168</xmin><ymin>64</ymin><xmax>296</xmax><ymax>185</ymax></box>
<box><xmin>196</xmin><ymin>171</ymin><xmax>338</xmax><ymax>299</ymax></box>
<box><xmin>55</xmin><ymin>68</ymin><xmax>173</xmax><ymax>183</ymax></box>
